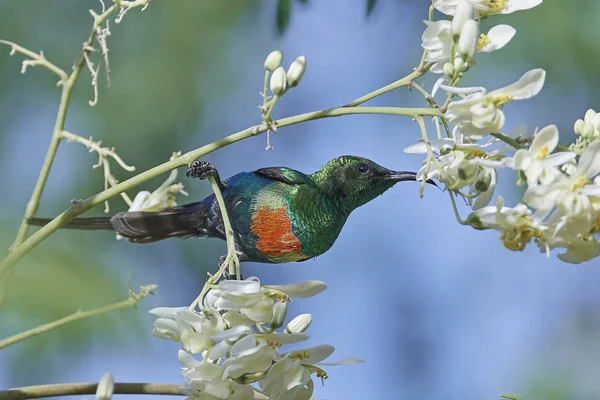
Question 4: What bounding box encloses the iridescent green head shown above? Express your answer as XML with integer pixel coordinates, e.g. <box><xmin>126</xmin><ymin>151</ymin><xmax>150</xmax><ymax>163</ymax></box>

<box><xmin>310</xmin><ymin>155</ymin><xmax>435</xmax><ymax>211</ymax></box>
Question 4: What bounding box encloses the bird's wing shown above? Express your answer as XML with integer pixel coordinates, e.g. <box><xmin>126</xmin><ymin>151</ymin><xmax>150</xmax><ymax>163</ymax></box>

<box><xmin>253</xmin><ymin>167</ymin><xmax>310</xmax><ymax>186</ymax></box>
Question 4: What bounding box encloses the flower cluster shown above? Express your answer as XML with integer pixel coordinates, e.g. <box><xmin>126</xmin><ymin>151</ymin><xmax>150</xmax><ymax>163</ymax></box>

<box><xmin>150</xmin><ymin>277</ymin><xmax>360</xmax><ymax>400</ymax></box>
<box><xmin>408</xmin><ymin>0</ymin><xmax>600</xmax><ymax>263</ymax></box>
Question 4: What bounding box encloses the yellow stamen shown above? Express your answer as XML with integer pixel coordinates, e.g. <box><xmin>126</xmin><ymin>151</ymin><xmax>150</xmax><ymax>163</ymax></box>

<box><xmin>535</xmin><ymin>146</ymin><xmax>549</xmax><ymax>160</ymax></box>
<box><xmin>477</xmin><ymin>33</ymin><xmax>489</xmax><ymax>51</ymax></box>
<box><xmin>292</xmin><ymin>351</ymin><xmax>310</xmax><ymax>361</ymax></box>
<box><xmin>572</xmin><ymin>176</ymin><xmax>590</xmax><ymax>191</ymax></box>
<box><xmin>492</xmin><ymin>94</ymin><xmax>511</xmax><ymax>107</ymax></box>
<box><xmin>266</xmin><ymin>339</ymin><xmax>282</xmax><ymax>348</ymax></box>
<box><xmin>500</xmin><ymin>225</ymin><xmax>543</xmax><ymax>251</ymax></box>
<box><xmin>471</xmin><ymin>149</ymin><xmax>486</xmax><ymax>158</ymax></box>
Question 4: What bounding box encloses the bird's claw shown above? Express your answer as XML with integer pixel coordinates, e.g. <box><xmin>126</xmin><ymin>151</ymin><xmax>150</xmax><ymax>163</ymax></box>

<box><xmin>218</xmin><ymin>254</ymin><xmax>243</xmax><ymax>280</ymax></box>
<box><xmin>187</xmin><ymin>160</ymin><xmax>218</xmax><ymax>180</ymax></box>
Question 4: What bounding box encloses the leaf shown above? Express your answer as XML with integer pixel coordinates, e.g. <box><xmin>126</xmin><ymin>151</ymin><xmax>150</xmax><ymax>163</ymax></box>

<box><xmin>295</xmin><ymin>0</ymin><xmax>308</xmax><ymax>3</ymax></box>
<box><xmin>366</xmin><ymin>0</ymin><xmax>377</xmax><ymax>17</ymax></box>
<box><xmin>277</xmin><ymin>0</ymin><xmax>292</xmax><ymax>35</ymax></box>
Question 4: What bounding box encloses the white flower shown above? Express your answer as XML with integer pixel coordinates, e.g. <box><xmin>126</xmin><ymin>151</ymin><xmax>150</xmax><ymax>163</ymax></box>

<box><xmin>286</xmin><ymin>56</ymin><xmax>306</xmax><ymax>88</ymax></box>
<box><xmin>477</xmin><ymin>25</ymin><xmax>516</xmax><ymax>53</ymax></box>
<box><xmin>574</xmin><ymin>109</ymin><xmax>600</xmax><ymax>140</ymax></box>
<box><xmin>270</xmin><ymin>66</ymin><xmax>287</xmax><ymax>95</ymax></box>
<box><xmin>179</xmin><ymin>350</ymin><xmax>254</xmax><ymax>400</ymax></box>
<box><xmin>443</xmin><ymin>69</ymin><xmax>546</xmax><ymax>139</ymax></box>
<box><xmin>96</xmin><ymin>373</ymin><xmax>114</xmax><ymax>400</ymax></box>
<box><xmin>205</xmin><ymin>277</ymin><xmax>275</xmax><ymax>323</ymax></box>
<box><xmin>422</xmin><ymin>20</ymin><xmax>453</xmax><ymax>73</ymax></box>
<box><xmin>285</xmin><ymin>314</ymin><xmax>313</xmax><ymax>334</ymax></box>
<box><xmin>433</xmin><ymin>0</ymin><xmax>543</xmax><ymax>18</ymax></box>
<box><xmin>404</xmin><ymin>133</ymin><xmax>499</xmax><ymax>208</ymax></box>
<box><xmin>523</xmin><ymin>140</ymin><xmax>600</xmax><ymax>221</ymax></box>
<box><xmin>466</xmin><ymin>196</ymin><xmax>546</xmax><ymax>251</ymax></box>
<box><xmin>507</xmin><ymin>125</ymin><xmax>576</xmax><ymax>186</ymax></box>
<box><xmin>221</xmin><ymin>335</ymin><xmax>276</xmax><ymax>380</ymax></box>
<box><xmin>451</xmin><ymin>0</ymin><xmax>474</xmax><ymax>36</ymax></box>
<box><xmin>264</xmin><ymin>50</ymin><xmax>283</xmax><ymax>71</ymax></box>
<box><xmin>126</xmin><ymin>169</ymin><xmax>187</xmax><ymax>213</ymax></box>
<box><xmin>457</xmin><ymin>19</ymin><xmax>479</xmax><ymax>58</ymax></box>
<box><xmin>259</xmin><ymin>357</ymin><xmax>311</xmax><ymax>400</ymax></box>
<box><xmin>556</xmin><ymin>238</ymin><xmax>600</xmax><ymax>264</ymax></box>
<box><xmin>149</xmin><ymin>307</ymin><xmax>225</xmax><ymax>355</ymax></box>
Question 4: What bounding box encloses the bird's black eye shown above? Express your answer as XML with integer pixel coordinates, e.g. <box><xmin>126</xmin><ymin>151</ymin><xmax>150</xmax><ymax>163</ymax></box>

<box><xmin>357</xmin><ymin>163</ymin><xmax>369</xmax><ymax>174</ymax></box>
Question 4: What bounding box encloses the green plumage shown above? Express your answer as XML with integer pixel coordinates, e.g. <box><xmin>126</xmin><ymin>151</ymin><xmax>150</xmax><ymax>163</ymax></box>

<box><xmin>30</xmin><ymin>156</ymin><xmax>434</xmax><ymax>264</ymax></box>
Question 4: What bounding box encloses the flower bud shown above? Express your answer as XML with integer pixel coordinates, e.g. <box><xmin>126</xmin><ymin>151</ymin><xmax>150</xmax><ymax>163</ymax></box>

<box><xmin>270</xmin><ymin>301</ymin><xmax>288</xmax><ymax>329</ymax></box>
<box><xmin>286</xmin><ymin>55</ymin><xmax>306</xmax><ymax>88</ymax></box>
<box><xmin>443</xmin><ymin>62</ymin><xmax>455</xmax><ymax>77</ymax></box>
<box><xmin>584</xmin><ymin>108</ymin><xmax>597</xmax><ymax>122</ymax></box>
<box><xmin>582</xmin><ymin>122</ymin><xmax>595</xmax><ymax>138</ymax></box>
<box><xmin>264</xmin><ymin>50</ymin><xmax>283</xmax><ymax>71</ymax></box>
<box><xmin>474</xmin><ymin>170</ymin><xmax>492</xmax><ymax>192</ymax></box>
<box><xmin>457</xmin><ymin>19</ymin><xmax>479</xmax><ymax>58</ymax></box>
<box><xmin>96</xmin><ymin>373</ymin><xmax>114</xmax><ymax>400</ymax></box>
<box><xmin>574</xmin><ymin>119</ymin><xmax>585</xmax><ymax>135</ymax></box>
<box><xmin>285</xmin><ymin>313</ymin><xmax>312</xmax><ymax>334</ymax></box>
<box><xmin>453</xmin><ymin>56</ymin><xmax>467</xmax><ymax>73</ymax></box>
<box><xmin>269</xmin><ymin>66</ymin><xmax>287</xmax><ymax>95</ymax></box>
<box><xmin>451</xmin><ymin>0</ymin><xmax>474</xmax><ymax>36</ymax></box>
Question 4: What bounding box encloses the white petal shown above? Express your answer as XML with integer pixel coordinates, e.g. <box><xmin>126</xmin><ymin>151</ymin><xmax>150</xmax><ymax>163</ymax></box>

<box><xmin>264</xmin><ymin>281</ymin><xmax>327</xmax><ymax>298</ymax></box>
<box><xmin>576</xmin><ymin>140</ymin><xmax>600</xmax><ymax>178</ymax></box>
<box><xmin>503</xmin><ymin>0</ymin><xmax>543</xmax><ymax>14</ymax></box>
<box><xmin>211</xmin><ymin>325</ymin><xmax>252</xmax><ymax>342</ymax></box>
<box><xmin>479</xmin><ymin>25</ymin><xmax>516</xmax><ymax>52</ymax></box>
<box><xmin>530</xmin><ymin>125</ymin><xmax>559</xmax><ymax>154</ymax></box>
<box><xmin>491</xmin><ymin>68</ymin><xmax>546</xmax><ymax>100</ymax></box>
<box><xmin>316</xmin><ymin>357</ymin><xmax>365</xmax><ymax>366</ymax></box>
<box><xmin>542</xmin><ymin>152</ymin><xmax>576</xmax><ymax>168</ymax></box>
<box><xmin>178</xmin><ymin>350</ymin><xmax>201</xmax><ymax>369</ymax></box>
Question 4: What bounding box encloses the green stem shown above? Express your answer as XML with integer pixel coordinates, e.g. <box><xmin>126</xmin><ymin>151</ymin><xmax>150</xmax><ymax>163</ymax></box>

<box><xmin>345</xmin><ymin>63</ymin><xmax>433</xmax><ymax>107</ymax></box>
<box><xmin>0</xmin><ymin>106</ymin><xmax>441</xmax><ymax>279</ymax></box>
<box><xmin>491</xmin><ymin>132</ymin><xmax>524</xmax><ymax>150</ymax></box>
<box><xmin>206</xmin><ymin>176</ymin><xmax>240</xmax><ymax>279</ymax></box>
<box><xmin>10</xmin><ymin>5</ymin><xmax>118</xmax><ymax>250</ymax></box>
<box><xmin>0</xmin><ymin>284</ymin><xmax>156</xmax><ymax>349</ymax></box>
<box><xmin>0</xmin><ymin>383</ymin><xmax>182</xmax><ymax>399</ymax></box>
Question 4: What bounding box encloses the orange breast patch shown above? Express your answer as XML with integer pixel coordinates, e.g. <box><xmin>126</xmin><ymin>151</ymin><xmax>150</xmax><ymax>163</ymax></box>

<box><xmin>250</xmin><ymin>206</ymin><xmax>304</xmax><ymax>258</ymax></box>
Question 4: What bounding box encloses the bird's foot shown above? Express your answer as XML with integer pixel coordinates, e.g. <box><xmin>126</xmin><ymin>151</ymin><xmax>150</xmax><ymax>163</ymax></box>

<box><xmin>218</xmin><ymin>251</ymin><xmax>246</xmax><ymax>280</ymax></box>
<box><xmin>187</xmin><ymin>160</ymin><xmax>218</xmax><ymax>180</ymax></box>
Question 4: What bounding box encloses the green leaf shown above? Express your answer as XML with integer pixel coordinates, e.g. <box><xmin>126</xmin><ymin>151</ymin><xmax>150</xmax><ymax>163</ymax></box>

<box><xmin>277</xmin><ymin>0</ymin><xmax>292</xmax><ymax>35</ymax></box>
<box><xmin>295</xmin><ymin>0</ymin><xmax>308</xmax><ymax>3</ymax></box>
<box><xmin>366</xmin><ymin>0</ymin><xmax>377</xmax><ymax>17</ymax></box>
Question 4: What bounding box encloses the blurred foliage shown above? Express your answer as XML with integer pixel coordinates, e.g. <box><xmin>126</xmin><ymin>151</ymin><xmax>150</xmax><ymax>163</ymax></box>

<box><xmin>1</xmin><ymin>0</ymin><xmax>600</xmax><ymax>396</ymax></box>
<box><xmin>0</xmin><ymin>0</ymin><xmax>257</xmax><ymax>382</ymax></box>
<box><xmin>0</xmin><ymin>234</ymin><xmax>140</xmax><ymax>382</ymax></box>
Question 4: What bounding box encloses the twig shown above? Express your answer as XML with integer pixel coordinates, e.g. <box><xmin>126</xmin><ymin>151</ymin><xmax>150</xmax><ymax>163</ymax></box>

<box><xmin>491</xmin><ymin>132</ymin><xmax>525</xmax><ymax>150</ymax></box>
<box><xmin>0</xmin><ymin>284</ymin><xmax>157</xmax><ymax>350</ymax></box>
<box><xmin>0</xmin><ymin>383</ymin><xmax>181</xmax><ymax>399</ymax></box>
<box><xmin>0</xmin><ymin>40</ymin><xmax>68</xmax><ymax>82</ymax></box>
<box><xmin>61</xmin><ymin>130</ymin><xmax>135</xmax><ymax>210</ymax></box>
<box><xmin>0</xmin><ymin>106</ymin><xmax>442</xmax><ymax>283</ymax></box>
<box><xmin>345</xmin><ymin>62</ymin><xmax>433</xmax><ymax>107</ymax></box>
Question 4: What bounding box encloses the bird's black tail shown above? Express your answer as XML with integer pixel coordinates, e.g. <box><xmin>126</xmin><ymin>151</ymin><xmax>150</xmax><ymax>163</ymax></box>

<box><xmin>28</xmin><ymin>201</ymin><xmax>221</xmax><ymax>244</ymax></box>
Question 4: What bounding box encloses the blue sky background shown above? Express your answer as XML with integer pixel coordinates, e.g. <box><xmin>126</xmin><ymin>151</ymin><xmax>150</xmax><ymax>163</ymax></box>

<box><xmin>2</xmin><ymin>1</ymin><xmax>600</xmax><ymax>399</ymax></box>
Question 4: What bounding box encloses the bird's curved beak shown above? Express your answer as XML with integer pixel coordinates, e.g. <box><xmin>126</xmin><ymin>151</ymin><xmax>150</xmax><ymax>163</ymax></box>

<box><xmin>383</xmin><ymin>170</ymin><xmax>438</xmax><ymax>187</ymax></box>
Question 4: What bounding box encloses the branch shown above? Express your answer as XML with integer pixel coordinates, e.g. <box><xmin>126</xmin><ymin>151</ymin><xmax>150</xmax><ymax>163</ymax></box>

<box><xmin>0</xmin><ymin>381</ymin><xmax>270</xmax><ymax>400</ymax></box>
<box><xmin>0</xmin><ymin>284</ymin><xmax>157</xmax><ymax>350</ymax></box>
<box><xmin>0</xmin><ymin>40</ymin><xmax>68</xmax><ymax>82</ymax></box>
<box><xmin>0</xmin><ymin>383</ymin><xmax>181</xmax><ymax>400</ymax></box>
<box><xmin>61</xmin><ymin>130</ymin><xmax>135</xmax><ymax>211</ymax></box>
<box><xmin>9</xmin><ymin>4</ymin><xmax>119</xmax><ymax>251</ymax></box>
<box><xmin>344</xmin><ymin>62</ymin><xmax>432</xmax><ymax>107</ymax></box>
<box><xmin>0</xmin><ymin>106</ymin><xmax>441</xmax><ymax>285</ymax></box>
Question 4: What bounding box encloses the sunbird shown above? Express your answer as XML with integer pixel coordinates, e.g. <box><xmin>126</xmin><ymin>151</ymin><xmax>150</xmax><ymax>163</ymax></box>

<box><xmin>30</xmin><ymin>156</ymin><xmax>435</xmax><ymax>263</ymax></box>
